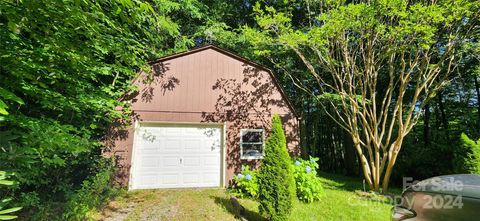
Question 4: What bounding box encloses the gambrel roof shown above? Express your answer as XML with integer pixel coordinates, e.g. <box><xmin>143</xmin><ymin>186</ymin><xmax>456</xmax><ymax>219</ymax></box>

<box><xmin>149</xmin><ymin>44</ymin><xmax>298</xmax><ymax>117</ymax></box>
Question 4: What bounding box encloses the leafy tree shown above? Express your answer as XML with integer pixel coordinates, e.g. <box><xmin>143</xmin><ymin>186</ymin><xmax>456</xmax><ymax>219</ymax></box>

<box><xmin>244</xmin><ymin>0</ymin><xmax>479</xmax><ymax>192</ymax></box>
<box><xmin>258</xmin><ymin>114</ymin><xmax>295</xmax><ymax>221</ymax></box>
<box><xmin>0</xmin><ymin>0</ymin><xmax>203</xmax><ymax>218</ymax></box>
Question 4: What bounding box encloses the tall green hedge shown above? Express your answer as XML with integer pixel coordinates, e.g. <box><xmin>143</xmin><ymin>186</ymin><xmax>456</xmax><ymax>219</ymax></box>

<box><xmin>454</xmin><ymin>133</ymin><xmax>480</xmax><ymax>174</ymax></box>
<box><xmin>258</xmin><ymin>114</ymin><xmax>295</xmax><ymax>221</ymax></box>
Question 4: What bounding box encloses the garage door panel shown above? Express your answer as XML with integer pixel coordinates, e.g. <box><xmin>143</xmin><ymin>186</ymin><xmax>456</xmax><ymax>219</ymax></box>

<box><xmin>183</xmin><ymin>173</ymin><xmax>200</xmax><ymax>184</ymax></box>
<box><xmin>183</xmin><ymin>156</ymin><xmax>201</xmax><ymax>167</ymax></box>
<box><xmin>162</xmin><ymin>156</ymin><xmax>181</xmax><ymax>167</ymax></box>
<box><xmin>139</xmin><ymin>130</ymin><xmax>160</xmax><ymax>143</ymax></box>
<box><xmin>135</xmin><ymin>173</ymin><xmax>158</xmax><ymax>188</ymax></box>
<box><xmin>184</xmin><ymin>128</ymin><xmax>202</xmax><ymax>135</ymax></box>
<box><xmin>203</xmin><ymin>156</ymin><xmax>221</xmax><ymax>167</ymax></box>
<box><xmin>161</xmin><ymin>173</ymin><xmax>180</xmax><ymax>185</ymax></box>
<box><xmin>202</xmin><ymin>172</ymin><xmax>220</xmax><ymax>184</ymax></box>
<box><xmin>139</xmin><ymin>156</ymin><xmax>158</xmax><ymax>168</ymax></box>
<box><xmin>163</xmin><ymin>139</ymin><xmax>182</xmax><ymax>151</ymax></box>
<box><xmin>182</xmin><ymin>154</ymin><xmax>219</xmax><ymax>167</ymax></box>
<box><xmin>164</xmin><ymin>127</ymin><xmax>183</xmax><ymax>135</ymax></box>
<box><xmin>205</xmin><ymin>145</ymin><xmax>221</xmax><ymax>152</ymax></box>
<box><xmin>184</xmin><ymin>138</ymin><xmax>204</xmax><ymax>152</ymax></box>
<box><xmin>138</xmin><ymin>139</ymin><xmax>158</xmax><ymax>149</ymax></box>
<box><xmin>131</xmin><ymin>124</ymin><xmax>222</xmax><ymax>190</ymax></box>
<box><xmin>137</xmin><ymin>148</ymin><xmax>159</xmax><ymax>155</ymax></box>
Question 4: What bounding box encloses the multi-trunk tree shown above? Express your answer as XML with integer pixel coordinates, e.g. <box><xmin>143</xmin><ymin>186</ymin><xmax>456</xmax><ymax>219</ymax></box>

<box><xmin>245</xmin><ymin>0</ymin><xmax>479</xmax><ymax>192</ymax></box>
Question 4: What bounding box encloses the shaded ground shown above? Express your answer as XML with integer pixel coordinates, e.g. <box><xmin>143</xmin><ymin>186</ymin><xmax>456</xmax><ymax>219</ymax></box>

<box><xmin>96</xmin><ymin>173</ymin><xmax>398</xmax><ymax>221</ymax></box>
<box><xmin>97</xmin><ymin>188</ymin><xmax>238</xmax><ymax>221</ymax></box>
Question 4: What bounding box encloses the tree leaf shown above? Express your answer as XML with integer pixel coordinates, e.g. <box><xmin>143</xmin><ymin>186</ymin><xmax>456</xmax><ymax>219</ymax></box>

<box><xmin>0</xmin><ymin>88</ymin><xmax>23</xmax><ymax>105</ymax></box>
<box><xmin>0</xmin><ymin>180</ymin><xmax>14</xmax><ymax>186</ymax></box>
<box><xmin>0</xmin><ymin>100</ymin><xmax>8</xmax><ymax>115</ymax></box>
<box><xmin>0</xmin><ymin>215</ymin><xmax>18</xmax><ymax>220</ymax></box>
<box><xmin>0</xmin><ymin>207</ymin><xmax>22</xmax><ymax>215</ymax></box>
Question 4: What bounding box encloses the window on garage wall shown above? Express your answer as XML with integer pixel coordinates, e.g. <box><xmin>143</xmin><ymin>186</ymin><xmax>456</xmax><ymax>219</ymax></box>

<box><xmin>240</xmin><ymin>129</ymin><xmax>265</xmax><ymax>160</ymax></box>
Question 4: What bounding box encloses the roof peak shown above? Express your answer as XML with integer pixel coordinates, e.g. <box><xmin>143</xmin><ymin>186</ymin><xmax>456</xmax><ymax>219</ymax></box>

<box><xmin>148</xmin><ymin>44</ymin><xmax>299</xmax><ymax>118</ymax></box>
<box><xmin>149</xmin><ymin>44</ymin><xmax>267</xmax><ymax>70</ymax></box>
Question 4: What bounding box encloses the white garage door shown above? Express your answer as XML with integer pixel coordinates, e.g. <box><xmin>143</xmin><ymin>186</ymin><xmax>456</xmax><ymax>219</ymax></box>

<box><xmin>130</xmin><ymin>123</ymin><xmax>223</xmax><ymax>190</ymax></box>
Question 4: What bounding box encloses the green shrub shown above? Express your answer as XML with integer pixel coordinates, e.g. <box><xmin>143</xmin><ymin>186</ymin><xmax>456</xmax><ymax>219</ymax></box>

<box><xmin>62</xmin><ymin>160</ymin><xmax>120</xmax><ymax>221</ymax></box>
<box><xmin>258</xmin><ymin>114</ymin><xmax>295</xmax><ymax>221</ymax></box>
<box><xmin>454</xmin><ymin>133</ymin><xmax>480</xmax><ymax>174</ymax></box>
<box><xmin>292</xmin><ymin>157</ymin><xmax>325</xmax><ymax>203</ymax></box>
<box><xmin>232</xmin><ymin>165</ymin><xmax>259</xmax><ymax>198</ymax></box>
<box><xmin>1</xmin><ymin>118</ymin><xmax>93</xmax><ymax>191</ymax></box>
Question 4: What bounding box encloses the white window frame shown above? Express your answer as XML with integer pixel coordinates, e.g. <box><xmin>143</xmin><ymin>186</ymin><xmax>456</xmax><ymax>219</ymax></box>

<box><xmin>240</xmin><ymin>129</ymin><xmax>265</xmax><ymax>160</ymax></box>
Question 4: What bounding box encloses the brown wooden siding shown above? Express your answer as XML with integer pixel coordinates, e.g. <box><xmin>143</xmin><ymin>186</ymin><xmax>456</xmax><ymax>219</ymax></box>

<box><xmin>106</xmin><ymin>46</ymin><xmax>300</xmax><ymax>186</ymax></box>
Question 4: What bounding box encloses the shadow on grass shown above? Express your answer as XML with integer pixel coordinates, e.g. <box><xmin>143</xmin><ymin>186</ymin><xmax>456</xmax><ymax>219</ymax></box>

<box><xmin>318</xmin><ymin>171</ymin><xmax>365</xmax><ymax>192</ymax></box>
<box><xmin>354</xmin><ymin>190</ymin><xmax>400</xmax><ymax>206</ymax></box>
<box><xmin>211</xmin><ymin>196</ymin><xmax>266</xmax><ymax>221</ymax></box>
<box><xmin>318</xmin><ymin>171</ymin><xmax>403</xmax><ymax>196</ymax></box>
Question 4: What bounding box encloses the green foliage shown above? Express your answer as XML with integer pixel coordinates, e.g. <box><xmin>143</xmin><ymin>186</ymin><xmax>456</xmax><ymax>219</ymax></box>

<box><xmin>3</xmin><ymin>117</ymin><xmax>93</xmax><ymax>189</ymax></box>
<box><xmin>258</xmin><ymin>114</ymin><xmax>295</xmax><ymax>221</ymax></box>
<box><xmin>0</xmin><ymin>88</ymin><xmax>24</xmax><ymax>117</ymax></box>
<box><xmin>454</xmin><ymin>133</ymin><xmax>480</xmax><ymax>174</ymax></box>
<box><xmin>248</xmin><ymin>0</ymin><xmax>478</xmax><ymax>52</ymax></box>
<box><xmin>292</xmin><ymin>157</ymin><xmax>325</xmax><ymax>203</ymax></box>
<box><xmin>0</xmin><ymin>0</ymin><xmax>203</xmax><ymax>219</ymax></box>
<box><xmin>0</xmin><ymin>171</ymin><xmax>21</xmax><ymax>220</ymax></box>
<box><xmin>245</xmin><ymin>0</ymin><xmax>479</xmax><ymax>192</ymax></box>
<box><xmin>232</xmin><ymin>165</ymin><xmax>259</xmax><ymax>198</ymax></box>
<box><xmin>62</xmin><ymin>161</ymin><xmax>120</xmax><ymax>221</ymax></box>
<box><xmin>0</xmin><ymin>0</ymin><xmax>475</xmax><ymax>217</ymax></box>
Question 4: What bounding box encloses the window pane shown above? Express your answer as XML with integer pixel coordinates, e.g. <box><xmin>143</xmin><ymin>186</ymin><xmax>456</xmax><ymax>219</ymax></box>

<box><xmin>242</xmin><ymin>144</ymin><xmax>263</xmax><ymax>158</ymax></box>
<box><xmin>242</xmin><ymin>131</ymin><xmax>263</xmax><ymax>143</ymax></box>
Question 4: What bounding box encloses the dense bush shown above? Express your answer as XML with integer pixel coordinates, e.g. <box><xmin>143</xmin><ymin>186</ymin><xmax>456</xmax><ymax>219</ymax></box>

<box><xmin>62</xmin><ymin>160</ymin><xmax>120</xmax><ymax>221</ymax></box>
<box><xmin>394</xmin><ymin>133</ymin><xmax>455</xmax><ymax>185</ymax></box>
<box><xmin>232</xmin><ymin>165</ymin><xmax>259</xmax><ymax>198</ymax></box>
<box><xmin>14</xmin><ymin>160</ymin><xmax>121</xmax><ymax>220</ymax></box>
<box><xmin>292</xmin><ymin>157</ymin><xmax>325</xmax><ymax>203</ymax></box>
<box><xmin>454</xmin><ymin>133</ymin><xmax>480</xmax><ymax>174</ymax></box>
<box><xmin>2</xmin><ymin>118</ymin><xmax>94</xmax><ymax>191</ymax></box>
<box><xmin>232</xmin><ymin>157</ymin><xmax>325</xmax><ymax>203</ymax></box>
<box><xmin>258</xmin><ymin>114</ymin><xmax>295</xmax><ymax>221</ymax></box>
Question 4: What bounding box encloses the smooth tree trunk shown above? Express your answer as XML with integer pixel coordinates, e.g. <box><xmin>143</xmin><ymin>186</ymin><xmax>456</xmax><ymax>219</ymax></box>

<box><xmin>382</xmin><ymin>140</ymin><xmax>403</xmax><ymax>193</ymax></box>
<box><xmin>474</xmin><ymin>76</ymin><xmax>480</xmax><ymax>128</ymax></box>
<box><xmin>438</xmin><ymin>92</ymin><xmax>449</xmax><ymax>139</ymax></box>
<box><xmin>343</xmin><ymin>130</ymin><xmax>357</xmax><ymax>176</ymax></box>
<box><xmin>424</xmin><ymin>103</ymin><xmax>431</xmax><ymax>146</ymax></box>
<box><xmin>300</xmin><ymin>97</ymin><xmax>309</xmax><ymax>158</ymax></box>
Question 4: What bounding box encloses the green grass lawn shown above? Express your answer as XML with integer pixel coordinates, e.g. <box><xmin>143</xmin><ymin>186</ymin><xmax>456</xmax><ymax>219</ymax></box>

<box><xmin>97</xmin><ymin>173</ymin><xmax>397</xmax><ymax>221</ymax></box>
